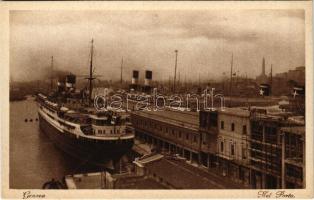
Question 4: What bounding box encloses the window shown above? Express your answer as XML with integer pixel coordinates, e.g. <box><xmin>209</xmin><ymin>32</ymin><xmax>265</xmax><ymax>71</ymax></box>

<box><xmin>231</xmin><ymin>123</ymin><xmax>235</xmax><ymax>131</ymax></box>
<box><xmin>179</xmin><ymin>131</ymin><xmax>182</xmax><ymax>138</ymax></box>
<box><xmin>98</xmin><ymin>130</ymin><xmax>101</xmax><ymax>134</ymax></box>
<box><xmin>220</xmin><ymin>141</ymin><xmax>224</xmax><ymax>152</ymax></box>
<box><xmin>200</xmin><ymin>111</ymin><xmax>208</xmax><ymax>128</ymax></box>
<box><xmin>209</xmin><ymin>112</ymin><xmax>218</xmax><ymax>127</ymax></box>
<box><xmin>194</xmin><ymin>135</ymin><xmax>197</xmax><ymax>143</ymax></box>
<box><xmin>231</xmin><ymin>144</ymin><xmax>235</xmax><ymax>156</ymax></box>
<box><xmin>242</xmin><ymin>147</ymin><xmax>247</xmax><ymax>159</ymax></box>
<box><xmin>221</xmin><ymin>121</ymin><xmax>224</xmax><ymax>129</ymax></box>
<box><xmin>243</xmin><ymin>125</ymin><xmax>247</xmax><ymax>134</ymax></box>
<box><xmin>202</xmin><ymin>133</ymin><xmax>207</xmax><ymax>144</ymax></box>
<box><xmin>186</xmin><ymin>133</ymin><xmax>189</xmax><ymax>140</ymax></box>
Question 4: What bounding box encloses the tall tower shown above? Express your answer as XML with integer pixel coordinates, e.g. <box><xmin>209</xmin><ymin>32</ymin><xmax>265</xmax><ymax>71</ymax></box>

<box><xmin>262</xmin><ymin>57</ymin><xmax>266</xmax><ymax>75</ymax></box>
<box><xmin>256</xmin><ymin>57</ymin><xmax>268</xmax><ymax>85</ymax></box>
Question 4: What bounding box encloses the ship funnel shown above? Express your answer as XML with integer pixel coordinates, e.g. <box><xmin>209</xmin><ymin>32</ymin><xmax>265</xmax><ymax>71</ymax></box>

<box><xmin>57</xmin><ymin>75</ymin><xmax>66</xmax><ymax>92</ymax></box>
<box><xmin>131</xmin><ymin>70</ymin><xmax>139</xmax><ymax>85</ymax></box>
<box><xmin>66</xmin><ymin>74</ymin><xmax>76</xmax><ymax>91</ymax></box>
<box><xmin>144</xmin><ymin>70</ymin><xmax>152</xmax><ymax>86</ymax></box>
<box><xmin>143</xmin><ymin>70</ymin><xmax>152</xmax><ymax>93</ymax></box>
<box><xmin>130</xmin><ymin>70</ymin><xmax>139</xmax><ymax>91</ymax></box>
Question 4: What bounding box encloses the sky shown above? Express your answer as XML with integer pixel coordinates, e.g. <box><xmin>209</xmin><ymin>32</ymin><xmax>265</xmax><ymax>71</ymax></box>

<box><xmin>10</xmin><ymin>10</ymin><xmax>305</xmax><ymax>82</ymax></box>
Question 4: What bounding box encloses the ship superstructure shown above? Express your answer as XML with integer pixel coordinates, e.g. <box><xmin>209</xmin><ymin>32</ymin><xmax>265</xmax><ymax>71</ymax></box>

<box><xmin>36</xmin><ymin>40</ymin><xmax>134</xmax><ymax>167</ymax></box>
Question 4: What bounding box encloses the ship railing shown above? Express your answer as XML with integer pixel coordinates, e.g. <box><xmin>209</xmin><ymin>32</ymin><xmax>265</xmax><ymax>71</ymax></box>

<box><xmin>80</xmin><ymin>125</ymin><xmax>94</xmax><ymax>135</ymax></box>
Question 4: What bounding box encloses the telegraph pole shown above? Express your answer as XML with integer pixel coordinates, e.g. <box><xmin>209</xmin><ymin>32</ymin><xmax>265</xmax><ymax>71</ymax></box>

<box><xmin>173</xmin><ymin>50</ymin><xmax>178</xmax><ymax>92</ymax></box>
<box><xmin>120</xmin><ymin>57</ymin><xmax>123</xmax><ymax>84</ymax></box>
<box><xmin>229</xmin><ymin>53</ymin><xmax>234</xmax><ymax>96</ymax></box>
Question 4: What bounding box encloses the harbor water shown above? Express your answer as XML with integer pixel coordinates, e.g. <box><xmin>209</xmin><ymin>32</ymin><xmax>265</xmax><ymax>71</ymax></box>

<box><xmin>9</xmin><ymin>97</ymin><xmax>102</xmax><ymax>189</ymax></box>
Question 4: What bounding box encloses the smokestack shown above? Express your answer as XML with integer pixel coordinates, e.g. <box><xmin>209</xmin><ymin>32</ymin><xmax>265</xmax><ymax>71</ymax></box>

<box><xmin>143</xmin><ymin>70</ymin><xmax>153</xmax><ymax>93</ymax></box>
<box><xmin>132</xmin><ymin>70</ymin><xmax>139</xmax><ymax>85</ymax></box>
<box><xmin>144</xmin><ymin>70</ymin><xmax>152</xmax><ymax>86</ymax></box>
<box><xmin>57</xmin><ymin>75</ymin><xmax>66</xmax><ymax>93</ymax></box>
<box><xmin>130</xmin><ymin>70</ymin><xmax>139</xmax><ymax>91</ymax></box>
<box><xmin>66</xmin><ymin>74</ymin><xmax>76</xmax><ymax>91</ymax></box>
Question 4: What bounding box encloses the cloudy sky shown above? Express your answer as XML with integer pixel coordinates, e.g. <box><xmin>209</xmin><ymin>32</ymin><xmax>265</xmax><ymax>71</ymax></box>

<box><xmin>10</xmin><ymin>10</ymin><xmax>305</xmax><ymax>82</ymax></box>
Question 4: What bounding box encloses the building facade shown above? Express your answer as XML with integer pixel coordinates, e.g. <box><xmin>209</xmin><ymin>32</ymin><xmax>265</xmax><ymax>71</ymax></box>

<box><xmin>131</xmin><ymin>111</ymin><xmax>202</xmax><ymax>164</ymax></box>
<box><xmin>131</xmin><ymin>107</ymin><xmax>305</xmax><ymax>189</ymax></box>
<box><xmin>281</xmin><ymin>126</ymin><xmax>305</xmax><ymax>189</ymax></box>
<box><xmin>216</xmin><ymin>108</ymin><xmax>251</xmax><ymax>186</ymax></box>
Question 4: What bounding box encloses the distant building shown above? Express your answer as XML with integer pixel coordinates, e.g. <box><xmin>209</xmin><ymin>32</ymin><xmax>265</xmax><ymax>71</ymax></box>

<box><xmin>275</xmin><ymin>66</ymin><xmax>305</xmax><ymax>85</ymax></box>
<box><xmin>272</xmin><ymin>66</ymin><xmax>305</xmax><ymax>95</ymax></box>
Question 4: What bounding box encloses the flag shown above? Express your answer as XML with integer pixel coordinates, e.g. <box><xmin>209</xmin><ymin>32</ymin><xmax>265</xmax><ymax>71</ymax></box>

<box><xmin>259</xmin><ymin>84</ymin><xmax>270</xmax><ymax>96</ymax></box>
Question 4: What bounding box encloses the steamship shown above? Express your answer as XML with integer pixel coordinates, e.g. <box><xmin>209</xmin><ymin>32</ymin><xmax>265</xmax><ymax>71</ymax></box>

<box><xmin>36</xmin><ymin>40</ymin><xmax>134</xmax><ymax>167</ymax></box>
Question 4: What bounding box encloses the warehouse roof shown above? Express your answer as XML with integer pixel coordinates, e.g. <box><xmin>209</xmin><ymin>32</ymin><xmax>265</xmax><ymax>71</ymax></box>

<box><xmin>132</xmin><ymin>110</ymin><xmax>199</xmax><ymax>130</ymax></box>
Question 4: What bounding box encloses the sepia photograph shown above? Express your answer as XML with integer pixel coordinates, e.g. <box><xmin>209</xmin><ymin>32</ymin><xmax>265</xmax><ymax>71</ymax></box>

<box><xmin>1</xmin><ymin>1</ymin><xmax>313</xmax><ymax>199</ymax></box>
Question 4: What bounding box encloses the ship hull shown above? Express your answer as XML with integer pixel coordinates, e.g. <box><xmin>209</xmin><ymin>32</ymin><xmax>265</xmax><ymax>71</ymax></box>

<box><xmin>38</xmin><ymin>113</ymin><xmax>134</xmax><ymax>167</ymax></box>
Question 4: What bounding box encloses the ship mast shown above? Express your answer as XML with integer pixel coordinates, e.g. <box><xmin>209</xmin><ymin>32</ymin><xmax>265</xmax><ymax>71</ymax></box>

<box><xmin>50</xmin><ymin>56</ymin><xmax>54</xmax><ymax>91</ymax></box>
<box><xmin>270</xmin><ymin>64</ymin><xmax>273</xmax><ymax>95</ymax></box>
<box><xmin>88</xmin><ymin>39</ymin><xmax>95</xmax><ymax>106</ymax></box>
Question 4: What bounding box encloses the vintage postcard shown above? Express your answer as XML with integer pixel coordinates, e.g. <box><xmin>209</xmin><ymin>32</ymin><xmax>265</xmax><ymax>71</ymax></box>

<box><xmin>1</xmin><ymin>1</ymin><xmax>313</xmax><ymax>199</ymax></box>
